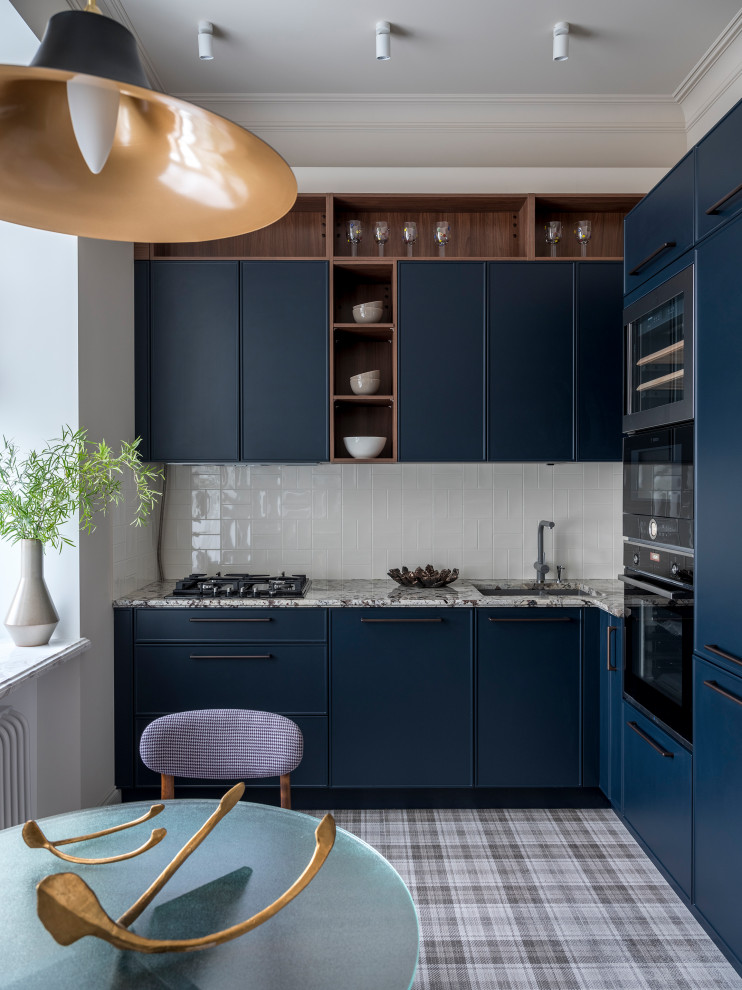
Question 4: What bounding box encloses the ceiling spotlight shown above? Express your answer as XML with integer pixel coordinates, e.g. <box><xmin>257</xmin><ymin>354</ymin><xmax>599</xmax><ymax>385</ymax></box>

<box><xmin>198</xmin><ymin>20</ymin><xmax>214</xmax><ymax>61</ymax></box>
<box><xmin>376</xmin><ymin>21</ymin><xmax>391</xmax><ymax>61</ymax></box>
<box><xmin>553</xmin><ymin>21</ymin><xmax>569</xmax><ymax>61</ymax></box>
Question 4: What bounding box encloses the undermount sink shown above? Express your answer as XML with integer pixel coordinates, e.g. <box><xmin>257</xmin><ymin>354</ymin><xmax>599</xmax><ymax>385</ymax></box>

<box><xmin>473</xmin><ymin>585</ymin><xmax>596</xmax><ymax>598</ymax></box>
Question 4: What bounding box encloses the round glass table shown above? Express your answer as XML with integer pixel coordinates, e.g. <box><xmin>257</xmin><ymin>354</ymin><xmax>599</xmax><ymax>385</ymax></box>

<box><xmin>0</xmin><ymin>800</ymin><xmax>419</xmax><ymax>989</ymax></box>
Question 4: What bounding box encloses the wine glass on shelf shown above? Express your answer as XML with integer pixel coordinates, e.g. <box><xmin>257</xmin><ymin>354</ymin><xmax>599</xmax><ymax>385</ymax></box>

<box><xmin>401</xmin><ymin>220</ymin><xmax>418</xmax><ymax>258</ymax></box>
<box><xmin>574</xmin><ymin>219</ymin><xmax>592</xmax><ymax>257</ymax></box>
<box><xmin>374</xmin><ymin>221</ymin><xmax>390</xmax><ymax>257</ymax></box>
<box><xmin>433</xmin><ymin>221</ymin><xmax>451</xmax><ymax>258</ymax></box>
<box><xmin>544</xmin><ymin>220</ymin><xmax>562</xmax><ymax>258</ymax></box>
<box><xmin>347</xmin><ymin>219</ymin><xmax>363</xmax><ymax>258</ymax></box>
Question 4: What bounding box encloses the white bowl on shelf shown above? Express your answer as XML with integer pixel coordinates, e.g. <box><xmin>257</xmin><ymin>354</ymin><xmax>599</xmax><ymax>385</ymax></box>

<box><xmin>343</xmin><ymin>436</ymin><xmax>386</xmax><ymax>458</ymax></box>
<box><xmin>352</xmin><ymin>301</ymin><xmax>384</xmax><ymax>324</ymax></box>
<box><xmin>350</xmin><ymin>371</ymin><xmax>381</xmax><ymax>395</ymax></box>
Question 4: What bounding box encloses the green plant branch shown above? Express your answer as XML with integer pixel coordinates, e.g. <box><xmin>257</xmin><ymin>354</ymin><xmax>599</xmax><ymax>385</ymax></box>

<box><xmin>0</xmin><ymin>427</ymin><xmax>164</xmax><ymax>551</ymax></box>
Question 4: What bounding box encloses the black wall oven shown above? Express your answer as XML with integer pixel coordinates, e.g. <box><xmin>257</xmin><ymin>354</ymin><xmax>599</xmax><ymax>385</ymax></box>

<box><xmin>621</xmin><ymin>423</ymin><xmax>694</xmax><ymax>745</ymax></box>
<box><xmin>620</xmin><ymin>544</ymin><xmax>694</xmax><ymax>744</ymax></box>
<box><xmin>623</xmin><ymin>265</ymin><xmax>693</xmax><ymax>433</ymax></box>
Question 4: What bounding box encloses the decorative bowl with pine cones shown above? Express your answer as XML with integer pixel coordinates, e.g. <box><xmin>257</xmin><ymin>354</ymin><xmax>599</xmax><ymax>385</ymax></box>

<box><xmin>387</xmin><ymin>564</ymin><xmax>459</xmax><ymax>588</ymax></box>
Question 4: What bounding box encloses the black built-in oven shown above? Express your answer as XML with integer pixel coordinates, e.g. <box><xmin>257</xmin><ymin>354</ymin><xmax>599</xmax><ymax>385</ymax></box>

<box><xmin>623</xmin><ymin>423</ymin><xmax>693</xmax><ymax>551</ymax></box>
<box><xmin>620</xmin><ymin>544</ymin><xmax>694</xmax><ymax>744</ymax></box>
<box><xmin>623</xmin><ymin>264</ymin><xmax>693</xmax><ymax>433</ymax></box>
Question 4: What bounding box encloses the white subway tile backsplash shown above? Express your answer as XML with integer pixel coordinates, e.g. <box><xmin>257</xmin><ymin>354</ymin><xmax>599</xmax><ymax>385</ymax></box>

<box><xmin>152</xmin><ymin>460</ymin><xmax>623</xmax><ymax>583</ymax></box>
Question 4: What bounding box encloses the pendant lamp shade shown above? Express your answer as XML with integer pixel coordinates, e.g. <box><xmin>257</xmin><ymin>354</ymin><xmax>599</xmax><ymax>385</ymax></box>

<box><xmin>0</xmin><ymin>10</ymin><xmax>297</xmax><ymax>242</ymax></box>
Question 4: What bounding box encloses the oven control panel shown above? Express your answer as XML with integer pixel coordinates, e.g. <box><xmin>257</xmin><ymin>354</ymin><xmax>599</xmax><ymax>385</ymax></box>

<box><xmin>623</xmin><ymin>542</ymin><xmax>694</xmax><ymax>587</ymax></box>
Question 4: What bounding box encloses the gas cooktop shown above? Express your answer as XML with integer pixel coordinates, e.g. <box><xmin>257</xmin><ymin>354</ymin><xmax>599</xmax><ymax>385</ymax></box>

<box><xmin>167</xmin><ymin>573</ymin><xmax>309</xmax><ymax>599</ymax></box>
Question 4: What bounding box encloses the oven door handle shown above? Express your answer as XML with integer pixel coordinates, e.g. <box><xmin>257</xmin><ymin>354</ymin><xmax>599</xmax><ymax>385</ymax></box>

<box><xmin>617</xmin><ymin>573</ymin><xmax>686</xmax><ymax>600</ymax></box>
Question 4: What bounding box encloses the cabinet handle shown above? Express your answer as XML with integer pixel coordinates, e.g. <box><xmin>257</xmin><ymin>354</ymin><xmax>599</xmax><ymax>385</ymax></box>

<box><xmin>360</xmin><ymin>618</ymin><xmax>443</xmax><ymax>623</ymax></box>
<box><xmin>703</xmin><ymin>644</ymin><xmax>742</xmax><ymax>668</ymax></box>
<box><xmin>188</xmin><ymin>617</ymin><xmax>272</xmax><ymax>623</ymax></box>
<box><xmin>189</xmin><ymin>654</ymin><xmax>273</xmax><ymax>660</ymax></box>
<box><xmin>705</xmin><ymin>181</ymin><xmax>742</xmax><ymax>215</ymax></box>
<box><xmin>626</xmin><ymin>720</ymin><xmax>674</xmax><ymax>758</ymax></box>
<box><xmin>488</xmin><ymin>617</ymin><xmax>573</xmax><ymax>623</ymax></box>
<box><xmin>704</xmin><ymin>679</ymin><xmax>742</xmax><ymax>709</ymax></box>
<box><xmin>607</xmin><ymin>624</ymin><xmax>618</xmax><ymax>671</ymax></box>
<box><xmin>628</xmin><ymin>242</ymin><xmax>676</xmax><ymax>276</ymax></box>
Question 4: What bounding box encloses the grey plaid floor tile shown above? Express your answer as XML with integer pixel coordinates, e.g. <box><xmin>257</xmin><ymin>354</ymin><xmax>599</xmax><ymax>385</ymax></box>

<box><xmin>311</xmin><ymin>808</ymin><xmax>742</xmax><ymax>990</ymax></box>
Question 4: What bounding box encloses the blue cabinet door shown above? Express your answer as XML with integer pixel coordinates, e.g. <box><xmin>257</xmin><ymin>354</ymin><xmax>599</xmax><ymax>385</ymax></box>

<box><xmin>695</xmin><ymin>218</ymin><xmax>742</xmax><ymax>667</ymax></box>
<box><xmin>487</xmin><ymin>263</ymin><xmax>574</xmax><ymax>461</ymax></box>
<box><xmin>398</xmin><ymin>262</ymin><xmax>485</xmax><ymax>461</ymax></box>
<box><xmin>241</xmin><ymin>261</ymin><xmax>328</xmax><ymax>462</ymax></box>
<box><xmin>330</xmin><ymin>609</ymin><xmax>473</xmax><ymax>786</ymax></box>
<box><xmin>622</xmin><ymin>702</ymin><xmax>692</xmax><ymax>896</ymax></box>
<box><xmin>598</xmin><ymin>612</ymin><xmax>623</xmax><ymax>809</ymax></box>
<box><xmin>149</xmin><ymin>262</ymin><xmax>240</xmax><ymax>462</ymax></box>
<box><xmin>694</xmin><ymin>655</ymin><xmax>742</xmax><ymax>963</ymax></box>
<box><xmin>576</xmin><ymin>263</ymin><xmax>623</xmax><ymax>461</ymax></box>
<box><xmin>623</xmin><ymin>153</ymin><xmax>694</xmax><ymax>293</ymax></box>
<box><xmin>696</xmin><ymin>102</ymin><xmax>742</xmax><ymax>242</ymax></box>
<box><xmin>476</xmin><ymin>609</ymin><xmax>582</xmax><ymax>786</ymax></box>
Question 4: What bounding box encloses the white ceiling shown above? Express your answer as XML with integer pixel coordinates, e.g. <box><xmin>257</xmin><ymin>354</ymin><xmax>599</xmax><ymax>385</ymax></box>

<box><xmin>9</xmin><ymin>0</ymin><xmax>742</xmax><ymax>169</ymax></box>
<box><xmin>30</xmin><ymin>0</ymin><xmax>742</xmax><ymax>96</ymax></box>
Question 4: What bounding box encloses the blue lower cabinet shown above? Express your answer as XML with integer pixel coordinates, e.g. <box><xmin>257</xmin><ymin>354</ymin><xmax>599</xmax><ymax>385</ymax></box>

<box><xmin>622</xmin><ymin>703</ymin><xmax>691</xmax><ymax>897</ymax></box>
<box><xmin>135</xmin><ymin>715</ymin><xmax>328</xmax><ymax>788</ymax></box>
<box><xmin>598</xmin><ymin>613</ymin><xmax>623</xmax><ymax>810</ymax></box>
<box><xmin>476</xmin><ymin>609</ymin><xmax>582</xmax><ymax>786</ymax></box>
<box><xmin>330</xmin><ymin>609</ymin><xmax>473</xmax><ymax>787</ymax></box>
<box><xmin>694</xmin><ymin>655</ymin><xmax>742</xmax><ymax>964</ymax></box>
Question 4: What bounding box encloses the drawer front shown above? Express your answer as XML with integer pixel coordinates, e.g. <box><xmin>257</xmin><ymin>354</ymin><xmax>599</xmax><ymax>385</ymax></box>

<box><xmin>135</xmin><ymin>608</ymin><xmax>327</xmax><ymax>643</ymax></box>
<box><xmin>694</xmin><ymin>656</ymin><xmax>742</xmax><ymax>959</ymax></box>
<box><xmin>135</xmin><ymin>644</ymin><xmax>327</xmax><ymax>714</ymax></box>
<box><xmin>624</xmin><ymin>154</ymin><xmax>694</xmax><ymax>293</ymax></box>
<box><xmin>622</xmin><ymin>703</ymin><xmax>692</xmax><ymax>896</ymax></box>
<box><xmin>135</xmin><ymin>715</ymin><xmax>328</xmax><ymax>788</ymax></box>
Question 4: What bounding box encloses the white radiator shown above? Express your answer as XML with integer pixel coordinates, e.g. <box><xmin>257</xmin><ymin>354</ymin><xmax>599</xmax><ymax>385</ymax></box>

<box><xmin>0</xmin><ymin>707</ymin><xmax>31</xmax><ymax>828</ymax></box>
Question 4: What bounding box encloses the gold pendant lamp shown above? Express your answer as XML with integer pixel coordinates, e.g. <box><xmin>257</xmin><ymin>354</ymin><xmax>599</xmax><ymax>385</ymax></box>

<box><xmin>0</xmin><ymin>1</ymin><xmax>297</xmax><ymax>242</ymax></box>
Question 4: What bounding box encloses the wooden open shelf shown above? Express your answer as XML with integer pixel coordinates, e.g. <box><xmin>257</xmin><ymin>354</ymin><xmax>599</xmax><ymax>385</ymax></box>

<box><xmin>333</xmin><ymin>194</ymin><xmax>528</xmax><ymax>259</ymax></box>
<box><xmin>533</xmin><ymin>194</ymin><xmax>641</xmax><ymax>260</ymax></box>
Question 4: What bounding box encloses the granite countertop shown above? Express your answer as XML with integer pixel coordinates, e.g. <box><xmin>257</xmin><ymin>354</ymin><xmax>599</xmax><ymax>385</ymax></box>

<box><xmin>114</xmin><ymin>578</ymin><xmax>627</xmax><ymax>617</ymax></box>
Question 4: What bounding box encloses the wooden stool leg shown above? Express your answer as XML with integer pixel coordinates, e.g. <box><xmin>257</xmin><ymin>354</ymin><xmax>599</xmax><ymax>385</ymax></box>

<box><xmin>280</xmin><ymin>773</ymin><xmax>291</xmax><ymax>809</ymax></box>
<box><xmin>161</xmin><ymin>774</ymin><xmax>174</xmax><ymax>800</ymax></box>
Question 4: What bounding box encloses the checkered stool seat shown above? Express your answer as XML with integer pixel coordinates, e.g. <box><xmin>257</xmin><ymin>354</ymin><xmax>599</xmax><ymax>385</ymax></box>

<box><xmin>139</xmin><ymin>709</ymin><xmax>303</xmax><ymax>807</ymax></box>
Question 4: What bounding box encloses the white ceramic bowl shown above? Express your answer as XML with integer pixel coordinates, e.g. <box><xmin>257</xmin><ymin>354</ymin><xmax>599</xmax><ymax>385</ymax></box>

<box><xmin>350</xmin><ymin>375</ymin><xmax>381</xmax><ymax>395</ymax></box>
<box><xmin>343</xmin><ymin>436</ymin><xmax>386</xmax><ymax>458</ymax></box>
<box><xmin>352</xmin><ymin>301</ymin><xmax>384</xmax><ymax>324</ymax></box>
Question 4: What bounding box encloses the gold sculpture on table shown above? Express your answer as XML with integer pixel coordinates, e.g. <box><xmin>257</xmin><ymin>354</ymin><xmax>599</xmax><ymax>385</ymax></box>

<box><xmin>22</xmin><ymin>803</ymin><xmax>166</xmax><ymax>864</ymax></box>
<box><xmin>32</xmin><ymin>783</ymin><xmax>337</xmax><ymax>954</ymax></box>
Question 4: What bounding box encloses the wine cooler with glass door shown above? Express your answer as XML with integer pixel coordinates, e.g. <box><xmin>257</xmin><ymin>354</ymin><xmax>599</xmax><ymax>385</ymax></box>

<box><xmin>623</xmin><ymin>265</ymin><xmax>693</xmax><ymax>433</ymax></box>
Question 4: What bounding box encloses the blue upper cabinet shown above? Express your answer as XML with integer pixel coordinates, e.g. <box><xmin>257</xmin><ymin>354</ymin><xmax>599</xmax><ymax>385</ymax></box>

<box><xmin>488</xmin><ymin>262</ymin><xmax>574</xmax><ymax>462</ymax></box>
<box><xmin>148</xmin><ymin>261</ymin><xmax>240</xmax><ymax>463</ymax></box>
<box><xmin>695</xmin><ymin>217</ymin><xmax>742</xmax><ymax>667</ymax></box>
<box><xmin>623</xmin><ymin>153</ymin><xmax>694</xmax><ymax>294</ymax></box>
<box><xmin>576</xmin><ymin>262</ymin><xmax>623</xmax><ymax>461</ymax></box>
<box><xmin>696</xmin><ymin>101</ymin><xmax>742</xmax><ymax>243</ymax></box>
<box><xmin>241</xmin><ymin>261</ymin><xmax>328</xmax><ymax>462</ymax></box>
<box><xmin>398</xmin><ymin>262</ymin><xmax>485</xmax><ymax>461</ymax></box>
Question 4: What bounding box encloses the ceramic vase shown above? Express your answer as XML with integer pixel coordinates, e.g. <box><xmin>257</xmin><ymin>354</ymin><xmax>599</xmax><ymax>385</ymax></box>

<box><xmin>4</xmin><ymin>539</ymin><xmax>59</xmax><ymax>647</ymax></box>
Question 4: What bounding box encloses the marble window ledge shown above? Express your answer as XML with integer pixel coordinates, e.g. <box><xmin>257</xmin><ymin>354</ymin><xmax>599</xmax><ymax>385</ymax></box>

<box><xmin>0</xmin><ymin>638</ymin><xmax>91</xmax><ymax>700</ymax></box>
